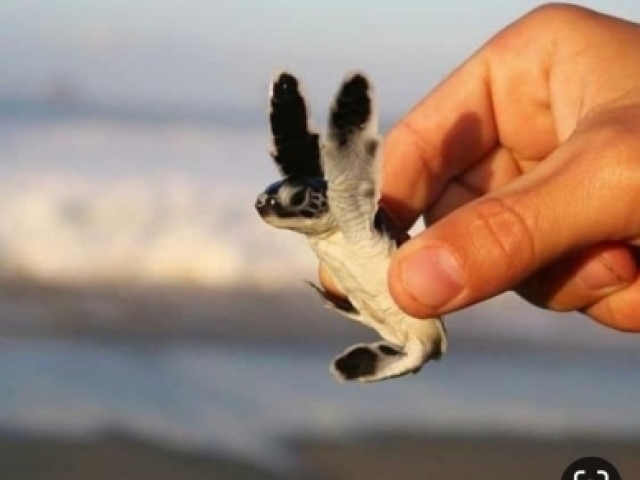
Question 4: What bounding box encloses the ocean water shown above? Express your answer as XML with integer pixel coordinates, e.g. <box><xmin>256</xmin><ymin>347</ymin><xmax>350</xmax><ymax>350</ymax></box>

<box><xmin>1</xmin><ymin>338</ymin><xmax>639</xmax><ymax>468</ymax></box>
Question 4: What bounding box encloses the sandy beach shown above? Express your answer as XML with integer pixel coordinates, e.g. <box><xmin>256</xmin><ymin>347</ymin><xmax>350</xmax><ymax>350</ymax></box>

<box><xmin>1</xmin><ymin>431</ymin><xmax>638</xmax><ymax>480</ymax></box>
<box><xmin>294</xmin><ymin>432</ymin><xmax>640</xmax><ymax>479</ymax></box>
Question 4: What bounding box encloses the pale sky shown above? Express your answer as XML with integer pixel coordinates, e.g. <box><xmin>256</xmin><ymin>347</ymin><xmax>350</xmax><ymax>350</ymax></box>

<box><xmin>0</xmin><ymin>1</ymin><xmax>639</xmax><ymax>117</ymax></box>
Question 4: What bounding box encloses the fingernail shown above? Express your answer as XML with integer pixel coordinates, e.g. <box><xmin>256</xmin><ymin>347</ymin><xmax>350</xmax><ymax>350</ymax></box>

<box><xmin>576</xmin><ymin>256</ymin><xmax>626</xmax><ymax>292</ymax></box>
<box><xmin>400</xmin><ymin>247</ymin><xmax>464</xmax><ymax>309</ymax></box>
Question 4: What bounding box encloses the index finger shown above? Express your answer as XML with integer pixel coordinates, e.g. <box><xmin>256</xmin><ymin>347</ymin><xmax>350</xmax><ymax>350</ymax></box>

<box><xmin>381</xmin><ymin>57</ymin><xmax>498</xmax><ymax>230</ymax></box>
<box><xmin>380</xmin><ymin>7</ymin><xmax>560</xmax><ymax>230</ymax></box>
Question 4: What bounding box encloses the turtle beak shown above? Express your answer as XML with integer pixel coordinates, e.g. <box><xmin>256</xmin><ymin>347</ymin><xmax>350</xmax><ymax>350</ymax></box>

<box><xmin>255</xmin><ymin>193</ymin><xmax>272</xmax><ymax>217</ymax></box>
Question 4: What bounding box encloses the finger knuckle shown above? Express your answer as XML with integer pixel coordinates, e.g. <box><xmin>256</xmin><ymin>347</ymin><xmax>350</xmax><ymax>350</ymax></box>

<box><xmin>522</xmin><ymin>3</ymin><xmax>596</xmax><ymax>30</ymax></box>
<box><xmin>469</xmin><ymin>197</ymin><xmax>538</xmax><ymax>282</ymax></box>
<box><xmin>395</xmin><ymin>118</ymin><xmax>442</xmax><ymax>178</ymax></box>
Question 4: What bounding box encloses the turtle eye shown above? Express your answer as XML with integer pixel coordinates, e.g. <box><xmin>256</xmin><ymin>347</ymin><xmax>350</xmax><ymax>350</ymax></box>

<box><xmin>288</xmin><ymin>188</ymin><xmax>308</xmax><ymax>207</ymax></box>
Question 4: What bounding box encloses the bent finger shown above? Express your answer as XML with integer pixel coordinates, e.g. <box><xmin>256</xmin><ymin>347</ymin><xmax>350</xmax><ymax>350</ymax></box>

<box><xmin>382</xmin><ymin>9</ymin><xmax>559</xmax><ymax>230</ymax></box>
<box><xmin>584</xmin><ymin>274</ymin><xmax>640</xmax><ymax>332</ymax></box>
<box><xmin>516</xmin><ymin>243</ymin><xmax>637</xmax><ymax>311</ymax></box>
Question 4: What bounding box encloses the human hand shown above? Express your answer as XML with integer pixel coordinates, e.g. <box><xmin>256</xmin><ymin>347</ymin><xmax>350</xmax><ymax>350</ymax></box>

<box><xmin>380</xmin><ymin>4</ymin><xmax>640</xmax><ymax>332</ymax></box>
<box><xmin>319</xmin><ymin>5</ymin><xmax>640</xmax><ymax>331</ymax></box>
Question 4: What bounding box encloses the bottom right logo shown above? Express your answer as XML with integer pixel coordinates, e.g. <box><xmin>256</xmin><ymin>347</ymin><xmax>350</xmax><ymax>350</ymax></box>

<box><xmin>562</xmin><ymin>457</ymin><xmax>621</xmax><ymax>480</ymax></box>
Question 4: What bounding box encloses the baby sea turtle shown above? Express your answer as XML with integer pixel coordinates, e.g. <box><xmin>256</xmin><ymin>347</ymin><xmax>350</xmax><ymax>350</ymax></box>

<box><xmin>255</xmin><ymin>72</ymin><xmax>447</xmax><ymax>383</ymax></box>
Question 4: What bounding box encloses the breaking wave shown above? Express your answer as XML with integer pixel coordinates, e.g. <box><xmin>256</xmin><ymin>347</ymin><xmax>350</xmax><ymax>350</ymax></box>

<box><xmin>0</xmin><ymin>118</ymin><xmax>315</xmax><ymax>287</ymax></box>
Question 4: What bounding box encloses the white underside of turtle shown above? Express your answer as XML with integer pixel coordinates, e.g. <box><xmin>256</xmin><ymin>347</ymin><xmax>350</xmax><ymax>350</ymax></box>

<box><xmin>255</xmin><ymin>71</ymin><xmax>447</xmax><ymax>383</ymax></box>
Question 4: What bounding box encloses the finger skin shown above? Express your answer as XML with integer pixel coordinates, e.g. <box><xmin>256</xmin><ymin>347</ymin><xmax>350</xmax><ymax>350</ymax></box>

<box><xmin>389</xmin><ymin>109</ymin><xmax>640</xmax><ymax>319</ymax></box>
<box><xmin>586</xmin><ymin>276</ymin><xmax>640</xmax><ymax>332</ymax></box>
<box><xmin>381</xmin><ymin>4</ymin><xmax>565</xmax><ymax>230</ymax></box>
<box><xmin>516</xmin><ymin>243</ymin><xmax>637</xmax><ymax>312</ymax></box>
<box><xmin>381</xmin><ymin>4</ymin><xmax>640</xmax><ymax>230</ymax></box>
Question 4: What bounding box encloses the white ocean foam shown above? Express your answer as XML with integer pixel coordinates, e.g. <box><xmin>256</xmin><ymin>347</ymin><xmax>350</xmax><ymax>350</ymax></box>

<box><xmin>0</xmin><ymin>120</ymin><xmax>315</xmax><ymax>286</ymax></box>
<box><xmin>0</xmin><ymin>173</ymin><xmax>317</xmax><ymax>286</ymax></box>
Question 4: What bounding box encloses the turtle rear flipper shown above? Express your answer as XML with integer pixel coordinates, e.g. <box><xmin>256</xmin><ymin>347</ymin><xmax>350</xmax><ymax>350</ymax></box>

<box><xmin>330</xmin><ymin>338</ymin><xmax>440</xmax><ymax>383</ymax></box>
<box><xmin>305</xmin><ymin>281</ymin><xmax>364</xmax><ymax>323</ymax></box>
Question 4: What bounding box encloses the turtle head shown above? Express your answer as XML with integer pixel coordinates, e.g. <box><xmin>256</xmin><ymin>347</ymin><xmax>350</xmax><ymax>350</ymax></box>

<box><xmin>255</xmin><ymin>177</ymin><xmax>335</xmax><ymax>235</ymax></box>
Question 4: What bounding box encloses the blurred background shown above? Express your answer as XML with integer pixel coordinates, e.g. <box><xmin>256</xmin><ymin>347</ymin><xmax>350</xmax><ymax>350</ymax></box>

<box><xmin>0</xmin><ymin>1</ymin><xmax>639</xmax><ymax>479</ymax></box>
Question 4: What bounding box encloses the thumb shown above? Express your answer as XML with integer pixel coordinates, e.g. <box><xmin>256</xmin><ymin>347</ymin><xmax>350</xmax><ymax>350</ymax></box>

<box><xmin>387</xmin><ymin>127</ymin><xmax>640</xmax><ymax>317</ymax></box>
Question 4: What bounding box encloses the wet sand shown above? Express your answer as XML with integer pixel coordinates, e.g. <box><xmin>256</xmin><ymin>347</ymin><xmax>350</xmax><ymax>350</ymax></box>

<box><xmin>0</xmin><ymin>431</ymin><xmax>638</xmax><ymax>480</ymax></box>
<box><xmin>0</xmin><ymin>433</ymin><xmax>289</xmax><ymax>480</ymax></box>
<box><xmin>294</xmin><ymin>432</ymin><xmax>640</xmax><ymax>480</ymax></box>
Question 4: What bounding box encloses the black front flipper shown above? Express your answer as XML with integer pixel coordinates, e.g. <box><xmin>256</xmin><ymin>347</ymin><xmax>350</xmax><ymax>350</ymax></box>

<box><xmin>328</xmin><ymin>73</ymin><xmax>372</xmax><ymax>148</ymax></box>
<box><xmin>269</xmin><ymin>73</ymin><xmax>322</xmax><ymax>178</ymax></box>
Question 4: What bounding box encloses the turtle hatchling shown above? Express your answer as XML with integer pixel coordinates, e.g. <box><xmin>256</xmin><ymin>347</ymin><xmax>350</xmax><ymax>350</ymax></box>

<box><xmin>255</xmin><ymin>71</ymin><xmax>448</xmax><ymax>383</ymax></box>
